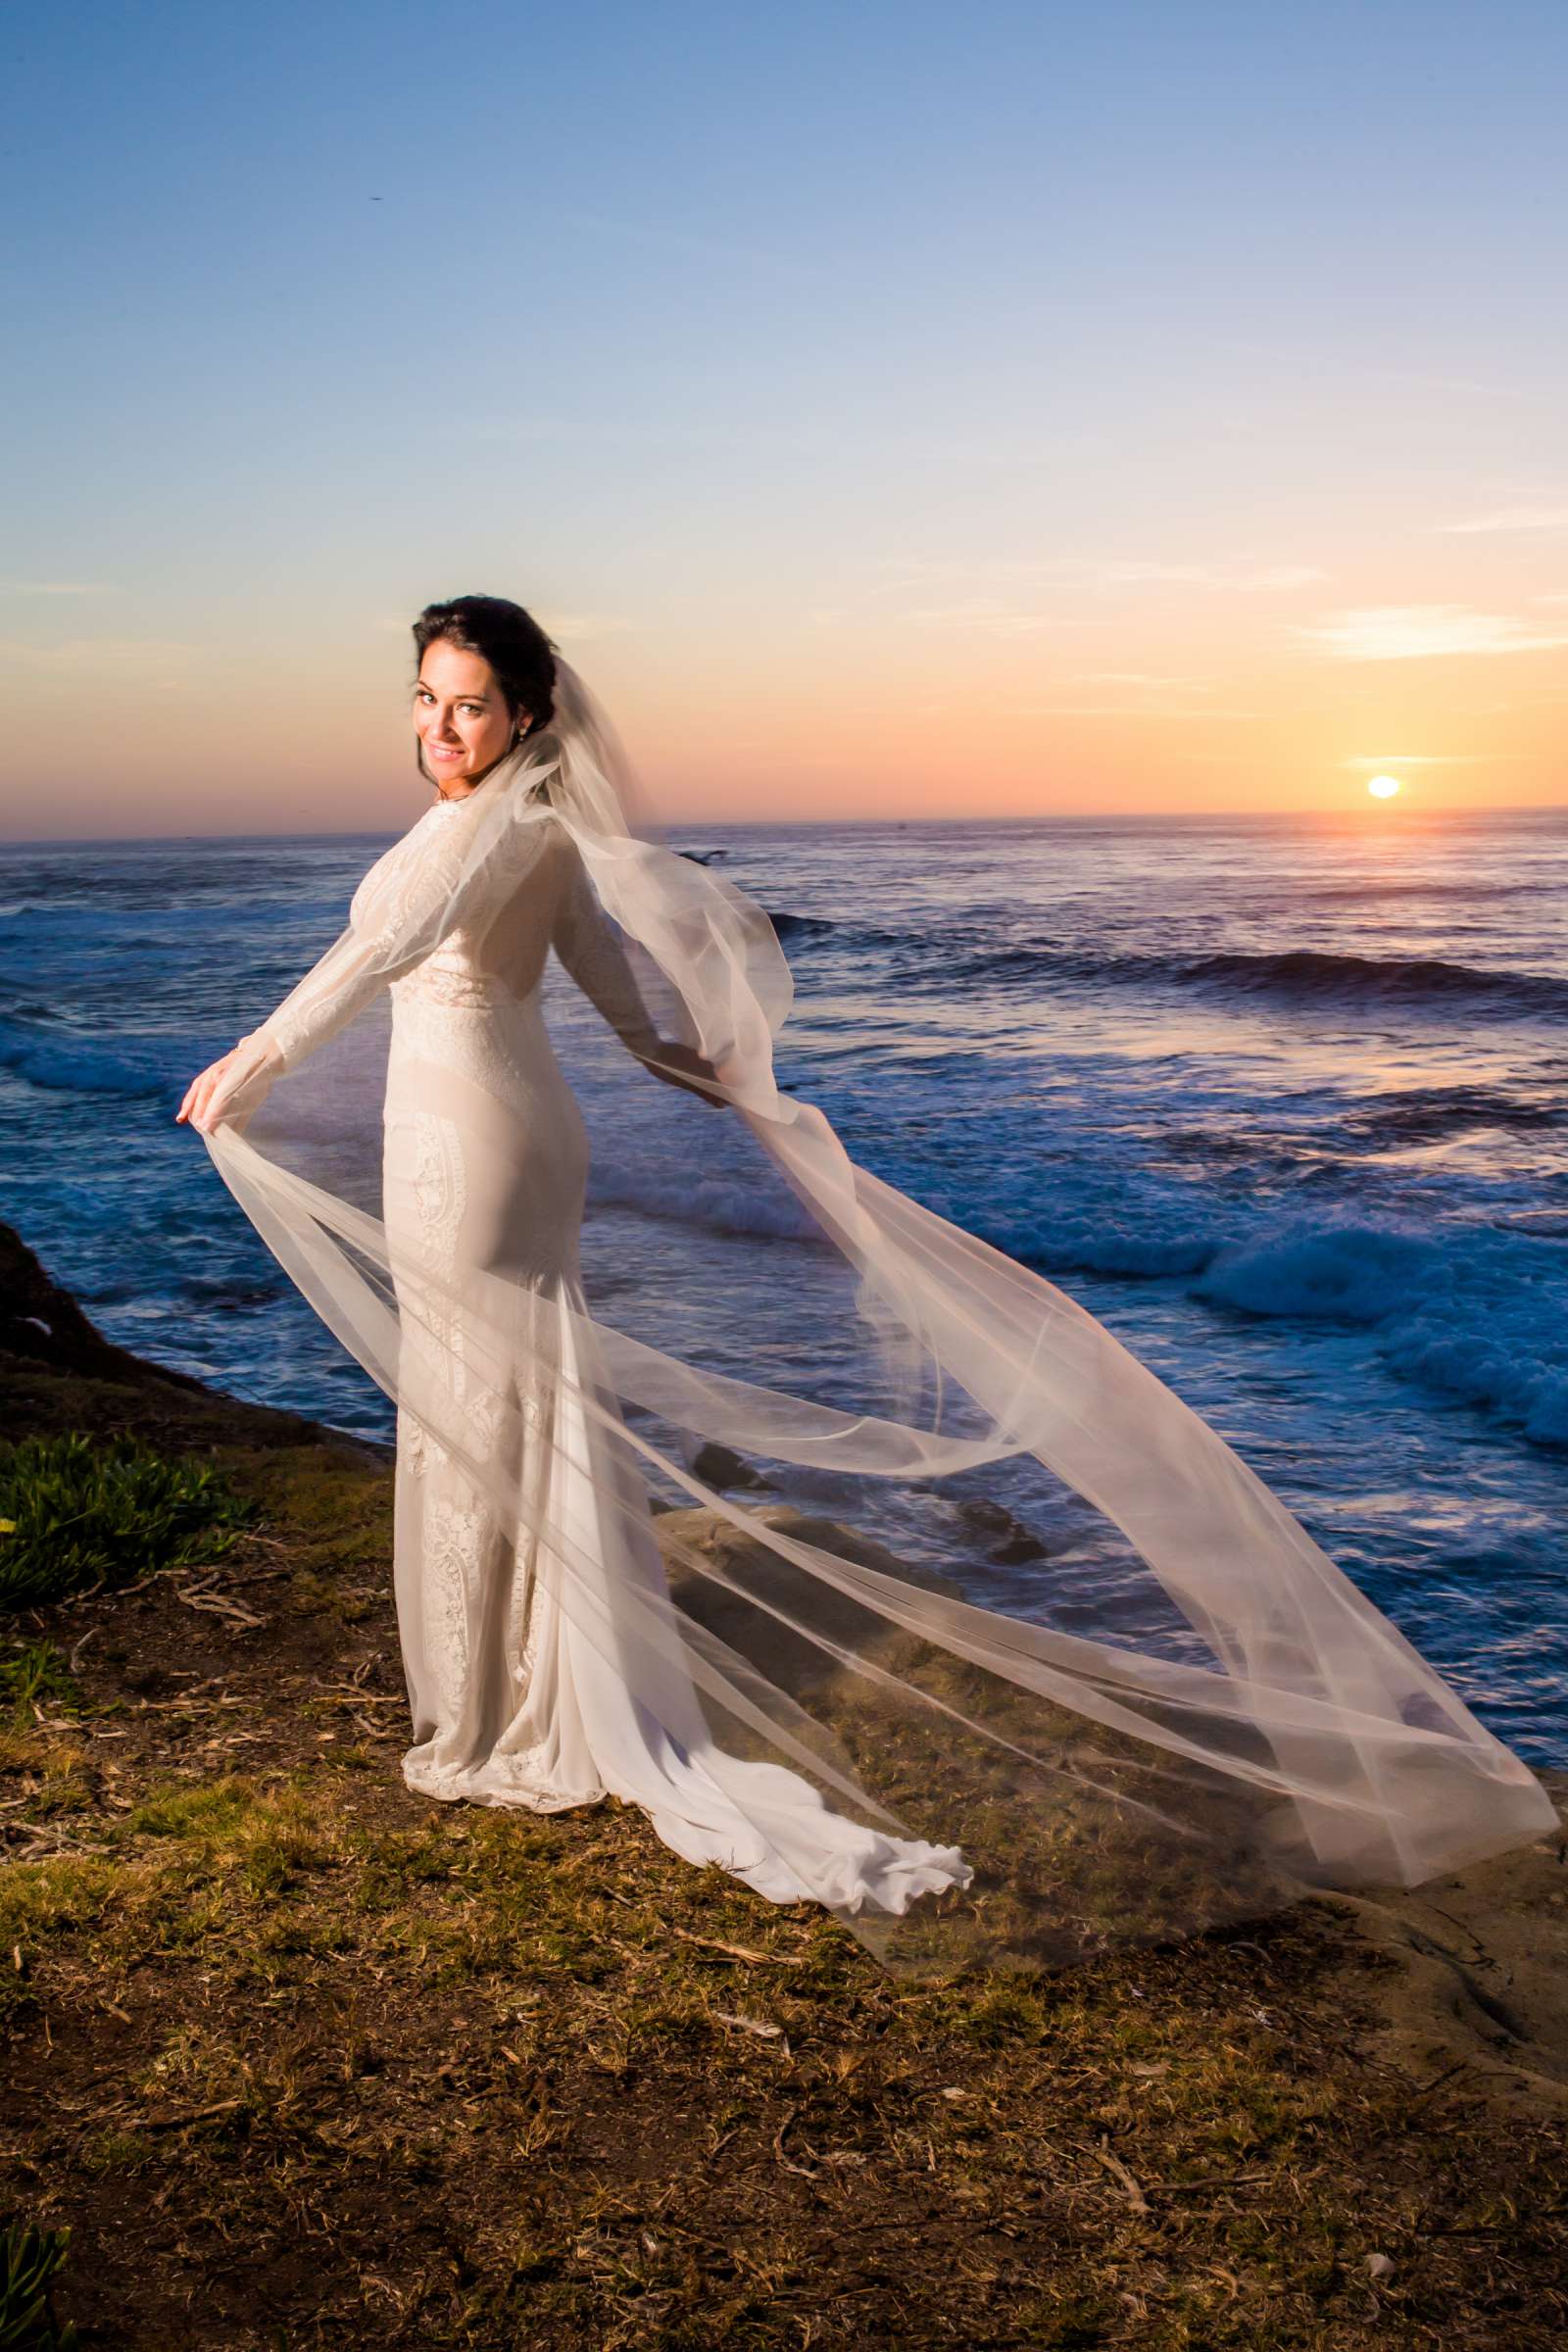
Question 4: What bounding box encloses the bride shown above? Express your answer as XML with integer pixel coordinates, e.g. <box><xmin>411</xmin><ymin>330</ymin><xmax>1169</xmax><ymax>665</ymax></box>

<box><xmin>175</xmin><ymin>594</ymin><xmax>1556</xmax><ymax>1977</ymax></box>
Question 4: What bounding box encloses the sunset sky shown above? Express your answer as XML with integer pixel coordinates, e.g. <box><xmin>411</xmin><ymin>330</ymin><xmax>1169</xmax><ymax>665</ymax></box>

<box><xmin>4</xmin><ymin>1</ymin><xmax>1566</xmax><ymax>838</ymax></box>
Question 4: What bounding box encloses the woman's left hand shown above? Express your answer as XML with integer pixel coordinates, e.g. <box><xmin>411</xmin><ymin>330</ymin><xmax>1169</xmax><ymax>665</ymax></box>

<box><xmin>177</xmin><ymin>1047</ymin><xmax>244</xmax><ymax>1132</ymax></box>
<box><xmin>177</xmin><ymin>1037</ymin><xmax>274</xmax><ymax>1134</ymax></box>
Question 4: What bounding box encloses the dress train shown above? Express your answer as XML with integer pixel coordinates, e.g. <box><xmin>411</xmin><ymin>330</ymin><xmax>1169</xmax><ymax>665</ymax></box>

<box><xmin>394</xmin><ymin>1267</ymin><xmax>972</xmax><ymax>1911</ymax></box>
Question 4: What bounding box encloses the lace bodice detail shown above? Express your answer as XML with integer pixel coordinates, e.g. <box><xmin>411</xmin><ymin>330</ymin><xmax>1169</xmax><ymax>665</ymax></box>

<box><xmin>256</xmin><ymin>800</ymin><xmax>660</xmax><ymax>1072</ymax></box>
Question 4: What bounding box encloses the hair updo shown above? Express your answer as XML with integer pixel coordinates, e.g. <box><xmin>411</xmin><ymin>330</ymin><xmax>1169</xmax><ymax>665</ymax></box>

<box><xmin>411</xmin><ymin>595</ymin><xmax>560</xmax><ymax>739</ymax></box>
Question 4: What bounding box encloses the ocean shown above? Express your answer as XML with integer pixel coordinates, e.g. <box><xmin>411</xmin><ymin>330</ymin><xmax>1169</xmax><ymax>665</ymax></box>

<box><xmin>4</xmin><ymin>805</ymin><xmax>1566</xmax><ymax>1767</ymax></box>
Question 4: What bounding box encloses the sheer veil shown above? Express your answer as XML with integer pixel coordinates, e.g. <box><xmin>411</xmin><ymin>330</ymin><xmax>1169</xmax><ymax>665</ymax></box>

<box><xmin>198</xmin><ymin>655</ymin><xmax>1557</xmax><ymax>1977</ymax></box>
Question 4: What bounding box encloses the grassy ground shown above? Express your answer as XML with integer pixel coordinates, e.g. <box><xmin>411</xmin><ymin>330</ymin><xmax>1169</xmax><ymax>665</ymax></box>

<box><xmin>2</xmin><ymin>1221</ymin><xmax>1566</xmax><ymax>2349</ymax></box>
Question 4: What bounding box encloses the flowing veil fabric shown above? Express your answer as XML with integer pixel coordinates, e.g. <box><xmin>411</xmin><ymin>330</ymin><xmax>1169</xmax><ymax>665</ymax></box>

<box><xmin>196</xmin><ymin>657</ymin><xmax>1557</xmax><ymax>1978</ymax></box>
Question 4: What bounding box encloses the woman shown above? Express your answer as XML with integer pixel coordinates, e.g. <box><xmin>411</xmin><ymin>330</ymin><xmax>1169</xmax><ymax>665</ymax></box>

<box><xmin>177</xmin><ymin>596</ymin><xmax>1556</xmax><ymax>1979</ymax></box>
<box><xmin>180</xmin><ymin>599</ymin><xmax>971</xmax><ymax>1918</ymax></box>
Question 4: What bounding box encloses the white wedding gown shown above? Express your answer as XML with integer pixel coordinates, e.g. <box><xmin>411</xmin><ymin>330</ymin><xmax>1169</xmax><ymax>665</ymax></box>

<box><xmin>264</xmin><ymin>797</ymin><xmax>973</xmax><ymax>1911</ymax></box>
<box><xmin>202</xmin><ymin>669</ymin><xmax>1557</xmax><ymax>1974</ymax></box>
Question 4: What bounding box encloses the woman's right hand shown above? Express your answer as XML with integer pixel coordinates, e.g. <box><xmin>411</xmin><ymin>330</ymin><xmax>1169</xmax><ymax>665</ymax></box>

<box><xmin>635</xmin><ymin>1039</ymin><xmax>729</xmax><ymax>1107</ymax></box>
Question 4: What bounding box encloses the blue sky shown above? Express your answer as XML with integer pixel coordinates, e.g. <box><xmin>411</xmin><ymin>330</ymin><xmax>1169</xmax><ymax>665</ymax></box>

<box><xmin>4</xmin><ymin>1</ymin><xmax>1566</xmax><ymax>833</ymax></box>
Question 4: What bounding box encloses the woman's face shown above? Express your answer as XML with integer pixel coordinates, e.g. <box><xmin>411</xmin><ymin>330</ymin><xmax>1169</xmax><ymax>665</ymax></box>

<box><xmin>413</xmin><ymin>639</ymin><xmax>525</xmax><ymax>794</ymax></box>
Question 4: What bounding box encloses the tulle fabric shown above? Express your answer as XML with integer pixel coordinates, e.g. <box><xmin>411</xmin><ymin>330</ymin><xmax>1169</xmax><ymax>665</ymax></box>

<box><xmin>198</xmin><ymin>659</ymin><xmax>1557</xmax><ymax>1978</ymax></box>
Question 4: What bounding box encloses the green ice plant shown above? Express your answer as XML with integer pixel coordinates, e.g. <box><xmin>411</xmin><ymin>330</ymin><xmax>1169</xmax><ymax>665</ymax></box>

<box><xmin>0</xmin><ymin>1430</ymin><xmax>257</xmax><ymax>1612</ymax></box>
<box><xmin>0</xmin><ymin>2214</ymin><xmax>78</xmax><ymax>2349</ymax></box>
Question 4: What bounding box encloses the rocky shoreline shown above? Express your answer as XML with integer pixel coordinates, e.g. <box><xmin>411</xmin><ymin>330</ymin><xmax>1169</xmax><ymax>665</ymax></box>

<box><xmin>2</xmin><ymin>1216</ymin><xmax>1565</xmax><ymax>2348</ymax></box>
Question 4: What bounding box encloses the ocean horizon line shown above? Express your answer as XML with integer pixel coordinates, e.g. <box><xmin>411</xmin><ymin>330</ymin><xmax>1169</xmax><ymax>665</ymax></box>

<box><xmin>5</xmin><ymin>797</ymin><xmax>1568</xmax><ymax>853</ymax></box>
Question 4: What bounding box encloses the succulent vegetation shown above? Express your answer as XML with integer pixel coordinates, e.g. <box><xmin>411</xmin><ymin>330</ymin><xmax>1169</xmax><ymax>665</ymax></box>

<box><xmin>0</xmin><ymin>2214</ymin><xmax>78</xmax><ymax>2349</ymax></box>
<box><xmin>0</xmin><ymin>1430</ymin><xmax>257</xmax><ymax>1612</ymax></box>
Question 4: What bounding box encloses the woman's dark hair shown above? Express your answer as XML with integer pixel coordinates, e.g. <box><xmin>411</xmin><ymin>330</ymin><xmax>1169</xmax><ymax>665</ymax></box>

<box><xmin>412</xmin><ymin>595</ymin><xmax>559</xmax><ymax>739</ymax></box>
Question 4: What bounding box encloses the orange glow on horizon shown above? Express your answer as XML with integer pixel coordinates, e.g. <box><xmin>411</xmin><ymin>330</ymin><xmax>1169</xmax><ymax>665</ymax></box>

<box><xmin>1</xmin><ymin>613</ymin><xmax>1563</xmax><ymax>839</ymax></box>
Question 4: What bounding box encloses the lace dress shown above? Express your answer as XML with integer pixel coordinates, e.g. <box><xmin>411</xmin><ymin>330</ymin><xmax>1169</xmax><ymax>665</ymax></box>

<box><xmin>260</xmin><ymin>797</ymin><xmax>972</xmax><ymax>1911</ymax></box>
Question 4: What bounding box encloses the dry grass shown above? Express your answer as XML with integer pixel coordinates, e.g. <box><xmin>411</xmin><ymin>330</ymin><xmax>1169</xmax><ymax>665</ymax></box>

<box><xmin>2</xmin><ymin>1248</ymin><xmax>1566</xmax><ymax>2348</ymax></box>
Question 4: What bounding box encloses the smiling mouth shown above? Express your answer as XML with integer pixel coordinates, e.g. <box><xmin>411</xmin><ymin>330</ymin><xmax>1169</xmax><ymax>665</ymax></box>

<box><xmin>428</xmin><ymin>745</ymin><xmax>466</xmax><ymax>761</ymax></box>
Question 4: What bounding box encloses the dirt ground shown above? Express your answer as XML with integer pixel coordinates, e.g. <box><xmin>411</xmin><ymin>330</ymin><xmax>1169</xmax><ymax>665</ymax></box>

<box><xmin>3</xmin><ymin>1219</ymin><xmax>1566</xmax><ymax>2349</ymax></box>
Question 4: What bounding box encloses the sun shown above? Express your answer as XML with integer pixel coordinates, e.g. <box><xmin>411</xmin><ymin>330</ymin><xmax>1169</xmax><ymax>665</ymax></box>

<box><xmin>1365</xmin><ymin>774</ymin><xmax>1402</xmax><ymax>800</ymax></box>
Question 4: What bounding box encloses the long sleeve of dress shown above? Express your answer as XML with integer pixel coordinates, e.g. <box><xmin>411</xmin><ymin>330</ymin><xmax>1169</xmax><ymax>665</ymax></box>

<box><xmin>551</xmin><ymin>841</ymin><xmax>662</xmax><ymax>1056</ymax></box>
<box><xmin>247</xmin><ymin>808</ymin><xmax>540</xmax><ymax>1078</ymax></box>
<box><xmin>254</xmin><ymin>933</ymin><xmax>406</xmax><ymax>1078</ymax></box>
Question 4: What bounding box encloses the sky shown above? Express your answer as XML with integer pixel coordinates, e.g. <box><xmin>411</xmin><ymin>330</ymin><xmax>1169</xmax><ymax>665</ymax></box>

<box><xmin>3</xmin><ymin>0</ymin><xmax>1566</xmax><ymax>837</ymax></box>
